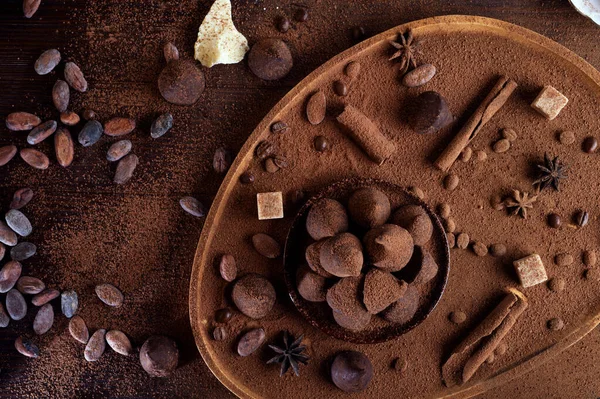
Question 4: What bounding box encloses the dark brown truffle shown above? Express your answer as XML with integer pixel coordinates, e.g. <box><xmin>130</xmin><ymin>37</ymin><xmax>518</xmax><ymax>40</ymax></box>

<box><xmin>157</xmin><ymin>60</ymin><xmax>205</xmax><ymax>105</ymax></box>
<box><xmin>363</xmin><ymin>224</ymin><xmax>414</xmax><ymax>272</ymax></box>
<box><xmin>139</xmin><ymin>336</ymin><xmax>179</xmax><ymax>377</ymax></box>
<box><xmin>407</xmin><ymin>91</ymin><xmax>453</xmax><ymax>134</ymax></box>
<box><xmin>248</xmin><ymin>39</ymin><xmax>293</xmax><ymax>81</ymax></box>
<box><xmin>347</xmin><ymin>187</ymin><xmax>391</xmax><ymax>228</ymax></box>
<box><xmin>326</xmin><ymin>275</ymin><xmax>370</xmax><ymax>329</ymax></box>
<box><xmin>306</xmin><ymin>198</ymin><xmax>349</xmax><ymax>241</ymax></box>
<box><xmin>331</xmin><ymin>351</ymin><xmax>373</xmax><ymax>393</ymax></box>
<box><xmin>391</xmin><ymin>205</ymin><xmax>433</xmax><ymax>245</ymax></box>
<box><xmin>362</xmin><ymin>268</ymin><xmax>408</xmax><ymax>314</ymax></box>
<box><xmin>231</xmin><ymin>274</ymin><xmax>276</xmax><ymax>319</ymax></box>
<box><xmin>296</xmin><ymin>266</ymin><xmax>327</xmax><ymax>302</ymax></box>
<box><xmin>319</xmin><ymin>233</ymin><xmax>363</xmax><ymax>277</ymax></box>
<box><xmin>305</xmin><ymin>240</ymin><xmax>334</xmax><ymax>278</ymax></box>
<box><xmin>382</xmin><ymin>285</ymin><xmax>420</xmax><ymax>323</ymax></box>
<box><xmin>412</xmin><ymin>246</ymin><xmax>439</xmax><ymax>285</ymax></box>
<box><xmin>332</xmin><ymin>309</ymin><xmax>371</xmax><ymax>331</ymax></box>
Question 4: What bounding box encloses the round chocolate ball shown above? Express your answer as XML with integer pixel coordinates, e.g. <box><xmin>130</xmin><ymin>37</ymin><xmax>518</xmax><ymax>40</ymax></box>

<box><xmin>296</xmin><ymin>266</ymin><xmax>327</xmax><ymax>302</ymax></box>
<box><xmin>158</xmin><ymin>60</ymin><xmax>205</xmax><ymax>105</ymax></box>
<box><xmin>347</xmin><ymin>187</ymin><xmax>391</xmax><ymax>229</ymax></box>
<box><xmin>139</xmin><ymin>336</ymin><xmax>179</xmax><ymax>377</ymax></box>
<box><xmin>407</xmin><ymin>91</ymin><xmax>453</xmax><ymax>134</ymax></box>
<box><xmin>331</xmin><ymin>351</ymin><xmax>373</xmax><ymax>393</ymax></box>
<box><xmin>306</xmin><ymin>198</ymin><xmax>349</xmax><ymax>241</ymax></box>
<box><xmin>391</xmin><ymin>205</ymin><xmax>432</xmax><ymax>245</ymax></box>
<box><xmin>363</xmin><ymin>224</ymin><xmax>414</xmax><ymax>272</ymax></box>
<box><xmin>231</xmin><ymin>274</ymin><xmax>276</xmax><ymax>319</ymax></box>
<box><xmin>248</xmin><ymin>39</ymin><xmax>293</xmax><ymax>81</ymax></box>
<box><xmin>319</xmin><ymin>233</ymin><xmax>363</xmax><ymax>277</ymax></box>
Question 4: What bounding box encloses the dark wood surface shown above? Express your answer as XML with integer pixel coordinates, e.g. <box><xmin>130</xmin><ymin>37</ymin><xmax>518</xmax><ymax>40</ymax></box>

<box><xmin>1</xmin><ymin>0</ymin><xmax>600</xmax><ymax>398</ymax></box>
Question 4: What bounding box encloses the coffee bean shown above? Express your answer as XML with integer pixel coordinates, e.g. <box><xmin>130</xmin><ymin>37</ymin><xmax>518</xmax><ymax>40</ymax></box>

<box><xmin>10</xmin><ymin>188</ymin><xmax>33</xmax><ymax>210</ymax></box>
<box><xmin>248</xmin><ymin>39</ymin><xmax>293</xmax><ymax>81</ymax></box>
<box><xmin>264</xmin><ymin>157</ymin><xmax>279</xmax><ymax>173</ymax></box>
<box><xmin>271</xmin><ymin>155</ymin><xmax>289</xmax><ymax>169</ymax></box>
<box><xmin>554</xmin><ymin>253</ymin><xmax>573</xmax><ymax>266</ymax></box>
<box><xmin>486</xmin><ymin>354</ymin><xmax>495</xmax><ymax>364</ymax></box>
<box><xmin>548</xmin><ymin>277</ymin><xmax>565</xmax><ymax>292</ymax></box>
<box><xmin>6</xmin><ymin>289</ymin><xmax>27</xmax><ymax>320</ymax></box>
<box><xmin>52</xmin><ymin>80</ymin><xmax>70</xmax><ymax>112</ymax></box>
<box><xmin>0</xmin><ymin>261</ymin><xmax>22</xmax><ymax>293</ymax></box>
<box><xmin>449</xmin><ymin>310</ymin><xmax>466</xmax><ymax>324</ymax></box>
<box><xmin>11</xmin><ymin>242</ymin><xmax>37</xmax><ymax>261</ymax></box>
<box><xmin>344</xmin><ymin>61</ymin><xmax>361</xmax><ymax>80</ymax></box>
<box><xmin>179</xmin><ymin>196</ymin><xmax>206</xmax><ymax>217</ymax></box>
<box><xmin>106</xmin><ymin>330</ymin><xmax>132</xmax><ymax>355</ymax></box>
<box><xmin>547</xmin><ymin>213</ymin><xmax>561</xmax><ymax>228</ymax></box>
<box><xmin>559</xmin><ymin>130</ymin><xmax>575</xmax><ymax>145</ymax></box>
<box><xmin>150</xmin><ymin>113</ymin><xmax>173</xmax><ymax>138</ymax></box>
<box><xmin>33</xmin><ymin>303</ymin><xmax>54</xmax><ymax>335</ymax></box>
<box><xmin>104</xmin><ymin>117</ymin><xmax>136</xmax><ymax>137</ymax></box>
<box><xmin>34</xmin><ymin>49</ymin><xmax>60</xmax><ymax>74</ymax></box>
<box><xmin>107</xmin><ymin>140</ymin><xmax>132</xmax><ymax>162</ymax></box>
<box><xmin>350</xmin><ymin>26</ymin><xmax>366</xmax><ymax>42</ymax></box>
<box><xmin>255</xmin><ymin>141</ymin><xmax>274</xmax><ymax>160</ymax></box>
<box><xmin>333</xmin><ymin>80</ymin><xmax>348</xmax><ymax>96</ymax></box>
<box><xmin>5</xmin><ymin>209</ymin><xmax>32</xmax><ymax>237</ymax></box>
<box><xmin>459</xmin><ymin>147</ymin><xmax>473</xmax><ymax>162</ymax></box>
<box><xmin>306</xmin><ymin>91</ymin><xmax>326</xmax><ymax>125</ymax></box>
<box><xmin>27</xmin><ymin>120</ymin><xmax>57</xmax><ymax>145</ymax></box>
<box><xmin>17</xmin><ymin>276</ymin><xmax>45</xmax><ymax>295</ymax></box>
<box><xmin>85</xmin><ymin>329</ymin><xmax>107</xmax><ymax>362</ymax></box>
<box><xmin>270</xmin><ymin>121</ymin><xmax>289</xmax><ymax>134</ymax></box>
<box><xmin>20</xmin><ymin>148</ymin><xmax>50</xmax><ymax>169</ymax></box>
<box><xmin>60</xmin><ymin>111</ymin><xmax>80</xmax><ymax>126</ymax></box>
<box><xmin>438</xmin><ymin>203</ymin><xmax>451</xmax><ymax>219</ymax></box>
<box><xmin>314</xmin><ymin>135</ymin><xmax>329</xmax><ymax>152</ymax></box>
<box><xmin>213</xmin><ymin>147</ymin><xmax>232</xmax><ymax>174</ymax></box>
<box><xmin>61</xmin><ymin>290</ymin><xmax>78</xmax><ymax>318</ymax></box>
<box><xmin>219</xmin><ymin>254</ymin><xmax>237</xmax><ymax>282</ymax></box>
<box><xmin>0</xmin><ymin>302</ymin><xmax>9</xmax><ymax>327</ymax></box>
<box><xmin>214</xmin><ymin>308</ymin><xmax>233</xmax><ymax>323</ymax></box>
<box><xmin>582</xmin><ymin>136</ymin><xmax>598</xmax><ymax>153</ymax></box>
<box><xmin>447</xmin><ymin>233</ymin><xmax>455</xmax><ymax>248</ymax></box>
<box><xmin>408</xmin><ymin>186</ymin><xmax>425</xmax><ymax>200</ymax></box>
<box><xmin>158</xmin><ymin>60</ymin><xmax>205</xmax><ymax>105</ymax></box>
<box><xmin>239</xmin><ymin>171</ymin><xmax>255</xmax><ymax>184</ymax></box>
<box><xmin>493</xmin><ymin>139</ymin><xmax>511</xmax><ymax>153</ymax></box>
<box><xmin>54</xmin><ymin>127</ymin><xmax>74</xmax><ymax>167</ymax></box>
<box><xmin>276</xmin><ymin>16</ymin><xmax>290</xmax><ymax>33</ymax></box>
<box><xmin>0</xmin><ymin>145</ymin><xmax>18</xmax><ymax>166</ymax></box>
<box><xmin>402</xmin><ymin>64</ymin><xmax>437</xmax><ymax>87</ymax></box>
<box><xmin>232</xmin><ymin>274</ymin><xmax>276</xmax><ymax>319</ymax></box>
<box><xmin>68</xmin><ymin>315</ymin><xmax>89</xmax><ymax>344</ymax></box>
<box><xmin>583</xmin><ymin>250</ymin><xmax>597</xmax><ymax>267</ymax></box>
<box><xmin>95</xmin><ymin>283</ymin><xmax>124</xmax><ymax>307</ymax></box>
<box><xmin>140</xmin><ymin>336</ymin><xmax>179</xmax><ymax>377</ymax></box>
<box><xmin>237</xmin><ymin>328</ymin><xmax>265</xmax><ymax>356</ymax></box>
<box><xmin>502</xmin><ymin>128</ymin><xmax>518</xmax><ymax>141</ymax></box>
<box><xmin>573</xmin><ymin>210</ymin><xmax>589</xmax><ymax>227</ymax></box>
<box><xmin>472</xmin><ymin>241</ymin><xmax>488</xmax><ymax>257</ymax></box>
<box><xmin>78</xmin><ymin>120</ymin><xmax>103</xmax><ymax>147</ymax></box>
<box><xmin>331</xmin><ymin>351</ymin><xmax>373</xmax><ymax>393</ymax></box>
<box><xmin>489</xmin><ymin>243</ymin><xmax>507</xmax><ymax>257</ymax></box>
<box><xmin>212</xmin><ymin>327</ymin><xmax>227</xmax><ymax>341</ymax></box>
<box><xmin>114</xmin><ymin>154</ymin><xmax>139</xmax><ymax>184</ymax></box>
<box><xmin>392</xmin><ymin>357</ymin><xmax>408</xmax><ymax>373</ymax></box>
<box><xmin>83</xmin><ymin>109</ymin><xmax>97</xmax><ymax>120</ymax></box>
<box><xmin>252</xmin><ymin>233</ymin><xmax>281</xmax><ymax>258</ymax></box>
<box><xmin>14</xmin><ymin>336</ymin><xmax>39</xmax><ymax>358</ymax></box>
<box><xmin>0</xmin><ymin>221</ymin><xmax>18</xmax><ymax>247</ymax></box>
<box><xmin>456</xmin><ymin>233</ymin><xmax>470</xmax><ymax>249</ymax></box>
<box><xmin>444</xmin><ymin>217</ymin><xmax>456</xmax><ymax>233</ymax></box>
<box><xmin>495</xmin><ymin>342</ymin><xmax>508</xmax><ymax>357</ymax></box>
<box><xmin>584</xmin><ymin>268</ymin><xmax>600</xmax><ymax>281</ymax></box>
<box><xmin>163</xmin><ymin>42</ymin><xmax>180</xmax><ymax>63</ymax></box>
<box><xmin>475</xmin><ymin>150</ymin><xmax>488</xmax><ymax>162</ymax></box>
<box><xmin>294</xmin><ymin>7</ymin><xmax>308</xmax><ymax>22</ymax></box>
<box><xmin>547</xmin><ymin>317</ymin><xmax>564</xmax><ymax>331</ymax></box>
<box><xmin>0</xmin><ymin>243</ymin><xmax>4</xmax><ymax>262</ymax></box>
<box><xmin>443</xmin><ymin>173</ymin><xmax>459</xmax><ymax>191</ymax></box>
<box><xmin>32</xmin><ymin>288</ymin><xmax>60</xmax><ymax>306</ymax></box>
<box><xmin>64</xmin><ymin>62</ymin><xmax>88</xmax><ymax>92</ymax></box>
<box><xmin>6</xmin><ymin>112</ymin><xmax>41</xmax><ymax>131</ymax></box>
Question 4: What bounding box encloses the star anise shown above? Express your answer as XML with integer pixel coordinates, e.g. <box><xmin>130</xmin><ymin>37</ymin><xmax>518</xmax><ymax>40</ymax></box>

<box><xmin>266</xmin><ymin>331</ymin><xmax>309</xmax><ymax>377</ymax></box>
<box><xmin>504</xmin><ymin>189</ymin><xmax>537</xmax><ymax>219</ymax></box>
<box><xmin>533</xmin><ymin>153</ymin><xmax>567</xmax><ymax>191</ymax></box>
<box><xmin>389</xmin><ymin>29</ymin><xmax>422</xmax><ymax>74</ymax></box>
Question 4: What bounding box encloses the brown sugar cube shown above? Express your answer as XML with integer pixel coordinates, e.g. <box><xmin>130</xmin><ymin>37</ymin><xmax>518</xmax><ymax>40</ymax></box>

<box><xmin>513</xmin><ymin>254</ymin><xmax>548</xmax><ymax>288</ymax></box>
<box><xmin>531</xmin><ymin>86</ymin><xmax>568</xmax><ymax>120</ymax></box>
<box><xmin>257</xmin><ymin>192</ymin><xmax>283</xmax><ymax>220</ymax></box>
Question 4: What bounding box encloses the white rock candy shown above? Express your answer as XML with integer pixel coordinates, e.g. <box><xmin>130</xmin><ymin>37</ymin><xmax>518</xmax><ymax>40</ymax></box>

<box><xmin>194</xmin><ymin>0</ymin><xmax>249</xmax><ymax>68</ymax></box>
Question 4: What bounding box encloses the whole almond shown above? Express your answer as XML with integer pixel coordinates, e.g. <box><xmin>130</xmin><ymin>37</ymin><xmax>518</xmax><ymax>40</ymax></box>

<box><xmin>0</xmin><ymin>261</ymin><xmax>22</xmax><ymax>293</ymax></box>
<box><xmin>104</xmin><ymin>117</ymin><xmax>136</xmax><ymax>136</ymax></box>
<box><xmin>20</xmin><ymin>148</ymin><xmax>49</xmax><ymax>169</ymax></box>
<box><xmin>84</xmin><ymin>329</ymin><xmax>106</xmax><ymax>362</ymax></box>
<box><xmin>32</xmin><ymin>288</ymin><xmax>60</xmax><ymax>306</ymax></box>
<box><xmin>60</xmin><ymin>111</ymin><xmax>80</xmax><ymax>126</ymax></box>
<box><xmin>64</xmin><ymin>62</ymin><xmax>88</xmax><ymax>92</ymax></box>
<box><xmin>16</xmin><ymin>276</ymin><xmax>45</xmax><ymax>294</ymax></box>
<box><xmin>33</xmin><ymin>303</ymin><xmax>54</xmax><ymax>335</ymax></box>
<box><xmin>219</xmin><ymin>254</ymin><xmax>237</xmax><ymax>282</ymax></box>
<box><xmin>52</xmin><ymin>80</ymin><xmax>70</xmax><ymax>112</ymax></box>
<box><xmin>10</xmin><ymin>188</ymin><xmax>34</xmax><ymax>210</ymax></box>
<box><xmin>306</xmin><ymin>91</ymin><xmax>326</xmax><ymax>125</ymax></box>
<box><xmin>68</xmin><ymin>315</ymin><xmax>89</xmax><ymax>343</ymax></box>
<box><xmin>23</xmin><ymin>0</ymin><xmax>42</xmax><ymax>18</ymax></box>
<box><xmin>6</xmin><ymin>112</ymin><xmax>41</xmax><ymax>131</ymax></box>
<box><xmin>27</xmin><ymin>120</ymin><xmax>57</xmax><ymax>145</ymax></box>
<box><xmin>0</xmin><ymin>145</ymin><xmax>18</xmax><ymax>166</ymax></box>
<box><xmin>107</xmin><ymin>140</ymin><xmax>132</xmax><ymax>162</ymax></box>
<box><xmin>54</xmin><ymin>127</ymin><xmax>74</xmax><ymax>167</ymax></box>
<box><xmin>106</xmin><ymin>330</ymin><xmax>133</xmax><ymax>355</ymax></box>
<box><xmin>95</xmin><ymin>283</ymin><xmax>124</xmax><ymax>307</ymax></box>
<box><xmin>163</xmin><ymin>42</ymin><xmax>179</xmax><ymax>63</ymax></box>
<box><xmin>34</xmin><ymin>49</ymin><xmax>60</xmax><ymax>74</ymax></box>
<box><xmin>114</xmin><ymin>154</ymin><xmax>139</xmax><ymax>184</ymax></box>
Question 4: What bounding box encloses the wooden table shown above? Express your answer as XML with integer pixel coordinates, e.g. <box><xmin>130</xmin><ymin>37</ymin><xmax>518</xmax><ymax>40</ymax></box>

<box><xmin>1</xmin><ymin>0</ymin><xmax>599</xmax><ymax>397</ymax></box>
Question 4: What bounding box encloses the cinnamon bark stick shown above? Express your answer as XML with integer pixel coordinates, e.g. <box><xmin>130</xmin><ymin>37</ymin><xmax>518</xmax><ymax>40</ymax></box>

<box><xmin>434</xmin><ymin>76</ymin><xmax>517</xmax><ymax>172</ymax></box>
<box><xmin>441</xmin><ymin>288</ymin><xmax>528</xmax><ymax>387</ymax></box>
<box><xmin>336</xmin><ymin>105</ymin><xmax>396</xmax><ymax>165</ymax></box>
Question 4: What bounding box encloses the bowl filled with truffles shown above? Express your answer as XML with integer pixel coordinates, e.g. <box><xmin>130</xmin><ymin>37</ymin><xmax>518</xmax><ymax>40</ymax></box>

<box><xmin>283</xmin><ymin>178</ymin><xmax>450</xmax><ymax>343</ymax></box>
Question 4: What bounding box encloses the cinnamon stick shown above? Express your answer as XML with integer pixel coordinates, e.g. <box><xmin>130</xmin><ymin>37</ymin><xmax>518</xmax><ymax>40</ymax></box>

<box><xmin>441</xmin><ymin>288</ymin><xmax>528</xmax><ymax>387</ymax></box>
<box><xmin>434</xmin><ymin>76</ymin><xmax>517</xmax><ymax>172</ymax></box>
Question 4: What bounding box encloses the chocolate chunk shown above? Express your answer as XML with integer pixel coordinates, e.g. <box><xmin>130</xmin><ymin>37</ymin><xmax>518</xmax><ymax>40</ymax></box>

<box><xmin>363</xmin><ymin>224</ymin><xmax>413</xmax><ymax>272</ymax></box>
<box><xmin>248</xmin><ymin>39</ymin><xmax>293</xmax><ymax>81</ymax></box>
<box><xmin>331</xmin><ymin>351</ymin><xmax>373</xmax><ymax>393</ymax></box>
<box><xmin>326</xmin><ymin>275</ymin><xmax>370</xmax><ymax>330</ymax></box>
<box><xmin>5</xmin><ymin>112</ymin><xmax>41</xmax><ymax>131</ymax></box>
<box><xmin>151</xmin><ymin>113</ymin><xmax>174</xmax><ymax>138</ymax></box>
<box><xmin>531</xmin><ymin>86</ymin><xmax>568</xmax><ymax>120</ymax></box>
<box><xmin>64</xmin><ymin>62</ymin><xmax>88</xmax><ymax>92</ymax></box>
<box><xmin>78</xmin><ymin>120</ymin><xmax>103</xmax><ymax>147</ymax></box>
<box><xmin>391</xmin><ymin>205</ymin><xmax>432</xmax><ymax>245</ymax></box>
<box><xmin>513</xmin><ymin>254</ymin><xmax>547</xmax><ymax>288</ymax></box>
<box><xmin>114</xmin><ymin>154</ymin><xmax>139</xmax><ymax>184</ymax></box>
<box><xmin>407</xmin><ymin>91</ymin><xmax>452</xmax><ymax>134</ymax></box>
<box><xmin>237</xmin><ymin>328</ymin><xmax>265</xmax><ymax>357</ymax></box>
<box><xmin>256</xmin><ymin>192</ymin><xmax>283</xmax><ymax>220</ymax></box>
<box><xmin>305</xmin><ymin>198</ymin><xmax>349</xmax><ymax>241</ymax></box>
<box><xmin>319</xmin><ymin>233</ymin><xmax>363</xmax><ymax>277</ymax></box>
<box><xmin>231</xmin><ymin>274</ymin><xmax>276</xmax><ymax>319</ymax></box>
<box><xmin>54</xmin><ymin>127</ymin><xmax>74</xmax><ymax>167</ymax></box>
<box><xmin>382</xmin><ymin>285</ymin><xmax>420</xmax><ymax>323</ymax></box>
<box><xmin>402</xmin><ymin>64</ymin><xmax>436</xmax><ymax>87</ymax></box>
<box><xmin>158</xmin><ymin>60</ymin><xmax>205</xmax><ymax>105</ymax></box>
<box><xmin>306</xmin><ymin>91</ymin><xmax>326</xmax><ymax>125</ymax></box>
<box><xmin>305</xmin><ymin>240</ymin><xmax>334</xmax><ymax>278</ymax></box>
<box><xmin>362</xmin><ymin>268</ymin><xmax>407</xmax><ymax>314</ymax></box>
<box><xmin>52</xmin><ymin>80</ymin><xmax>70</xmax><ymax>112</ymax></box>
<box><xmin>296</xmin><ymin>266</ymin><xmax>327</xmax><ymax>302</ymax></box>
<box><xmin>251</xmin><ymin>233</ymin><xmax>281</xmax><ymax>259</ymax></box>
<box><xmin>104</xmin><ymin>117</ymin><xmax>136</xmax><ymax>137</ymax></box>
<box><xmin>140</xmin><ymin>336</ymin><xmax>179</xmax><ymax>376</ymax></box>
<box><xmin>20</xmin><ymin>149</ymin><xmax>49</xmax><ymax>170</ymax></box>
<box><xmin>348</xmin><ymin>187</ymin><xmax>391</xmax><ymax>229</ymax></box>
<box><xmin>34</xmin><ymin>49</ymin><xmax>61</xmax><ymax>75</ymax></box>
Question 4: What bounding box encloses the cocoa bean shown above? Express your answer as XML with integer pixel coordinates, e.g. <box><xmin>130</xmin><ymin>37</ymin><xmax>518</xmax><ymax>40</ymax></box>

<box><xmin>104</xmin><ymin>117</ymin><xmax>136</xmax><ymax>137</ymax></box>
<box><xmin>114</xmin><ymin>154</ymin><xmax>139</xmax><ymax>184</ymax></box>
<box><xmin>27</xmin><ymin>120</ymin><xmax>57</xmax><ymax>145</ymax></box>
<box><xmin>10</xmin><ymin>242</ymin><xmax>36</xmax><ymax>261</ymax></box>
<box><xmin>6</xmin><ymin>112</ymin><xmax>41</xmax><ymax>131</ymax></box>
<box><xmin>52</xmin><ymin>80</ymin><xmax>70</xmax><ymax>112</ymax></box>
<box><xmin>32</xmin><ymin>288</ymin><xmax>60</xmax><ymax>306</ymax></box>
<box><xmin>20</xmin><ymin>148</ymin><xmax>50</xmax><ymax>169</ymax></box>
<box><xmin>61</xmin><ymin>290</ymin><xmax>78</xmax><ymax>318</ymax></box>
<box><xmin>54</xmin><ymin>127</ymin><xmax>74</xmax><ymax>167</ymax></box>
<box><xmin>95</xmin><ymin>283</ymin><xmax>124</xmax><ymax>307</ymax></box>
<box><xmin>33</xmin><ymin>303</ymin><xmax>54</xmax><ymax>335</ymax></box>
<box><xmin>15</xmin><ymin>336</ymin><xmax>39</xmax><ymax>358</ymax></box>
<box><xmin>106</xmin><ymin>330</ymin><xmax>132</xmax><ymax>355</ymax></box>
<box><xmin>10</xmin><ymin>188</ymin><xmax>33</xmax><ymax>210</ymax></box>
<box><xmin>179</xmin><ymin>196</ymin><xmax>206</xmax><ymax>217</ymax></box>
<box><xmin>0</xmin><ymin>145</ymin><xmax>18</xmax><ymax>167</ymax></box>
<box><xmin>64</xmin><ymin>62</ymin><xmax>88</xmax><ymax>92</ymax></box>
<box><xmin>0</xmin><ymin>261</ymin><xmax>22</xmax><ymax>293</ymax></box>
<box><xmin>0</xmin><ymin>221</ymin><xmax>18</xmax><ymax>246</ymax></box>
<box><xmin>16</xmin><ymin>276</ymin><xmax>45</xmax><ymax>294</ymax></box>
<box><xmin>68</xmin><ymin>315</ymin><xmax>89</xmax><ymax>343</ymax></box>
<box><xmin>107</xmin><ymin>140</ymin><xmax>132</xmax><ymax>162</ymax></box>
<box><xmin>84</xmin><ymin>329</ymin><xmax>106</xmax><ymax>362</ymax></box>
<box><xmin>5</xmin><ymin>209</ymin><xmax>32</xmax><ymax>237</ymax></box>
<box><xmin>163</xmin><ymin>42</ymin><xmax>179</xmax><ymax>63</ymax></box>
<box><xmin>150</xmin><ymin>113</ymin><xmax>173</xmax><ymax>138</ymax></box>
<box><xmin>6</xmin><ymin>289</ymin><xmax>27</xmax><ymax>320</ymax></box>
<box><xmin>34</xmin><ymin>49</ymin><xmax>60</xmax><ymax>74</ymax></box>
<box><xmin>60</xmin><ymin>111</ymin><xmax>80</xmax><ymax>126</ymax></box>
<box><xmin>78</xmin><ymin>120</ymin><xmax>103</xmax><ymax>147</ymax></box>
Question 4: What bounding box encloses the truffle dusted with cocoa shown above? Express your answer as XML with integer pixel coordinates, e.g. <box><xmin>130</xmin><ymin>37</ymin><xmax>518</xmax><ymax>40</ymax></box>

<box><xmin>382</xmin><ymin>284</ymin><xmax>420</xmax><ymax>323</ymax></box>
<box><xmin>319</xmin><ymin>233</ymin><xmax>364</xmax><ymax>277</ymax></box>
<box><xmin>363</xmin><ymin>224</ymin><xmax>414</xmax><ymax>272</ymax></box>
<box><xmin>347</xmin><ymin>187</ymin><xmax>391</xmax><ymax>229</ymax></box>
<box><xmin>391</xmin><ymin>204</ymin><xmax>433</xmax><ymax>245</ymax></box>
<box><xmin>362</xmin><ymin>268</ymin><xmax>408</xmax><ymax>314</ymax></box>
<box><xmin>305</xmin><ymin>198</ymin><xmax>349</xmax><ymax>241</ymax></box>
<box><xmin>326</xmin><ymin>275</ymin><xmax>371</xmax><ymax>330</ymax></box>
<box><xmin>305</xmin><ymin>240</ymin><xmax>334</xmax><ymax>278</ymax></box>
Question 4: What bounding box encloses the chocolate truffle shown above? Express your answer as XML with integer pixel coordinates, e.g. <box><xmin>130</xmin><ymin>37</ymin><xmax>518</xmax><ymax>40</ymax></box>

<box><xmin>362</xmin><ymin>268</ymin><xmax>408</xmax><ymax>314</ymax></box>
<box><xmin>248</xmin><ymin>39</ymin><xmax>293</xmax><ymax>81</ymax></box>
<box><xmin>347</xmin><ymin>187</ymin><xmax>391</xmax><ymax>228</ymax></box>
<box><xmin>332</xmin><ymin>309</ymin><xmax>371</xmax><ymax>331</ymax></box>
<box><xmin>382</xmin><ymin>285</ymin><xmax>420</xmax><ymax>323</ymax></box>
<box><xmin>331</xmin><ymin>351</ymin><xmax>373</xmax><ymax>393</ymax></box>
<box><xmin>157</xmin><ymin>60</ymin><xmax>205</xmax><ymax>105</ymax></box>
<box><xmin>296</xmin><ymin>266</ymin><xmax>327</xmax><ymax>302</ymax></box>
<box><xmin>231</xmin><ymin>274</ymin><xmax>276</xmax><ymax>319</ymax></box>
<box><xmin>306</xmin><ymin>198</ymin><xmax>349</xmax><ymax>241</ymax></box>
<box><xmin>319</xmin><ymin>233</ymin><xmax>363</xmax><ymax>277</ymax></box>
<box><xmin>305</xmin><ymin>240</ymin><xmax>334</xmax><ymax>278</ymax></box>
<box><xmin>407</xmin><ymin>91</ymin><xmax>453</xmax><ymax>134</ymax></box>
<box><xmin>413</xmin><ymin>247</ymin><xmax>438</xmax><ymax>285</ymax></box>
<box><xmin>326</xmin><ymin>275</ymin><xmax>370</xmax><ymax>330</ymax></box>
<box><xmin>363</xmin><ymin>224</ymin><xmax>414</xmax><ymax>272</ymax></box>
<box><xmin>139</xmin><ymin>336</ymin><xmax>179</xmax><ymax>377</ymax></box>
<box><xmin>391</xmin><ymin>205</ymin><xmax>433</xmax><ymax>245</ymax></box>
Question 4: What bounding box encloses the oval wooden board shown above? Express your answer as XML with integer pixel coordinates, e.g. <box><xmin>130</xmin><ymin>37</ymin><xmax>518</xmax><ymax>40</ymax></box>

<box><xmin>189</xmin><ymin>15</ymin><xmax>600</xmax><ymax>399</ymax></box>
